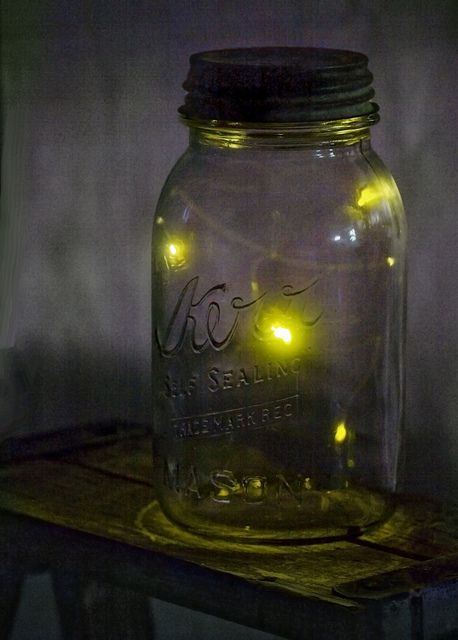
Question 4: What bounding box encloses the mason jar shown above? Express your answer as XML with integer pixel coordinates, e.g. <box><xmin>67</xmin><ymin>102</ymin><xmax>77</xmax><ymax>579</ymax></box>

<box><xmin>151</xmin><ymin>48</ymin><xmax>406</xmax><ymax>541</ymax></box>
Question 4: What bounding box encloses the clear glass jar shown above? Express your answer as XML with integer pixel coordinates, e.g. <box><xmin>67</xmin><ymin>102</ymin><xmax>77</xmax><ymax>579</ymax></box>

<box><xmin>151</xmin><ymin>48</ymin><xmax>406</xmax><ymax>541</ymax></box>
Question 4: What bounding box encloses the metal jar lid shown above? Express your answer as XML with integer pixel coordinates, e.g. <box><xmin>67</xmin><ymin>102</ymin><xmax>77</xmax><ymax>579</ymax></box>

<box><xmin>179</xmin><ymin>47</ymin><xmax>378</xmax><ymax>123</ymax></box>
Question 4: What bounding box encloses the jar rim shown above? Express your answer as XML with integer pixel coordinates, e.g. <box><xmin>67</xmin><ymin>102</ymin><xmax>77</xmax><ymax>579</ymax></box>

<box><xmin>181</xmin><ymin>112</ymin><xmax>379</xmax><ymax>147</ymax></box>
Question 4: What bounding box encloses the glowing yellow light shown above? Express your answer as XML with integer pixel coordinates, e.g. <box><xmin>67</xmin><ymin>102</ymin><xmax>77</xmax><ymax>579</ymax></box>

<box><xmin>357</xmin><ymin>185</ymin><xmax>380</xmax><ymax>207</ymax></box>
<box><xmin>255</xmin><ymin>308</ymin><xmax>305</xmax><ymax>350</ymax></box>
<box><xmin>303</xmin><ymin>477</ymin><xmax>312</xmax><ymax>490</ymax></box>
<box><xmin>165</xmin><ymin>239</ymin><xmax>187</xmax><ymax>269</ymax></box>
<box><xmin>271</xmin><ymin>325</ymin><xmax>292</xmax><ymax>344</ymax></box>
<box><xmin>334</xmin><ymin>422</ymin><xmax>347</xmax><ymax>444</ymax></box>
<box><xmin>387</xmin><ymin>256</ymin><xmax>396</xmax><ymax>267</ymax></box>
<box><xmin>357</xmin><ymin>180</ymin><xmax>393</xmax><ymax>208</ymax></box>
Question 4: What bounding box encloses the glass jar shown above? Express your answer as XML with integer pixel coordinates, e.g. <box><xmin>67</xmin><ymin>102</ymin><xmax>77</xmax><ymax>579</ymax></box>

<box><xmin>151</xmin><ymin>48</ymin><xmax>406</xmax><ymax>541</ymax></box>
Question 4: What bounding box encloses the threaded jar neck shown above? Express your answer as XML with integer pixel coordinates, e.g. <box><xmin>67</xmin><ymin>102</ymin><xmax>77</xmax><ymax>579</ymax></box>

<box><xmin>183</xmin><ymin>113</ymin><xmax>379</xmax><ymax>149</ymax></box>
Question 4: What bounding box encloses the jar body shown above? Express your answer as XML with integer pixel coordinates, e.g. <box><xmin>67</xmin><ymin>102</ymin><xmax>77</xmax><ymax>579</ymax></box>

<box><xmin>152</xmin><ymin>127</ymin><xmax>406</xmax><ymax>541</ymax></box>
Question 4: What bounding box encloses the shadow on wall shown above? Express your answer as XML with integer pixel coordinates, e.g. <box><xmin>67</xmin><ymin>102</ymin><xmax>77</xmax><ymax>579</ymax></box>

<box><xmin>0</xmin><ymin>344</ymin><xmax>150</xmax><ymax>447</ymax></box>
<box><xmin>10</xmin><ymin>342</ymin><xmax>151</xmax><ymax>437</ymax></box>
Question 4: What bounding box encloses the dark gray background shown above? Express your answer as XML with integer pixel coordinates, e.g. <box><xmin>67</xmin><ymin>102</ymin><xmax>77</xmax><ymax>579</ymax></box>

<box><xmin>2</xmin><ymin>1</ymin><xmax>458</xmax><ymax>637</ymax></box>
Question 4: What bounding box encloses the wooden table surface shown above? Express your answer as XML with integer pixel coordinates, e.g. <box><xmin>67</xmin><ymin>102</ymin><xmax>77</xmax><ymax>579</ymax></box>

<box><xmin>1</xmin><ymin>429</ymin><xmax>458</xmax><ymax>639</ymax></box>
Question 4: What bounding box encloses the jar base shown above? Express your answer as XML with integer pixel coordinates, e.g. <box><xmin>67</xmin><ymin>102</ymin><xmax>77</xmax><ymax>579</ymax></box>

<box><xmin>156</xmin><ymin>486</ymin><xmax>393</xmax><ymax>543</ymax></box>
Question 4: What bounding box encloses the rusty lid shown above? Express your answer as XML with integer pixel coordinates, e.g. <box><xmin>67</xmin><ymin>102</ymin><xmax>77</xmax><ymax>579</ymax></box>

<box><xmin>179</xmin><ymin>47</ymin><xmax>378</xmax><ymax>123</ymax></box>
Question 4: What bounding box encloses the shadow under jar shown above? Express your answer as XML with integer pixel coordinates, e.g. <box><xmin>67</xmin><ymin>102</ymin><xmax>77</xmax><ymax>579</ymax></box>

<box><xmin>151</xmin><ymin>47</ymin><xmax>406</xmax><ymax>542</ymax></box>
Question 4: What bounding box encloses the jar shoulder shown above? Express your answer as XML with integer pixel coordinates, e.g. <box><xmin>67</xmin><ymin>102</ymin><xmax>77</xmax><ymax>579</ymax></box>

<box><xmin>154</xmin><ymin>144</ymin><xmax>405</xmax><ymax>242</ymax></box>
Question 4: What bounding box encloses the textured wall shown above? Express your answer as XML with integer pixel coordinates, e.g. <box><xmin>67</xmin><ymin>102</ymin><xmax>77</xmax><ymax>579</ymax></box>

<box><xmin>2</xmin><ymin>0</ymin><xmax>458</xmax><ymax>507</ymax></box>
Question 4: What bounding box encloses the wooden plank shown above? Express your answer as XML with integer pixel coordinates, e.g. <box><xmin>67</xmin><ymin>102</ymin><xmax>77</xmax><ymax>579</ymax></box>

<box><xmin>1</xmin><ymin>438</ymin><xmax>458</xmax><ymax>639</ymax></box>
<box><xmin>6</xmin><ymin>505</ymin><xmax>457</xmax><ymax>640</ymax></box>
<box><xmin>0</xmin><ymin>459</ymin><xmax>415</xmax><ymax>597</ymax></box>
<box><xmin>0</xmin><ymin>510</ymin><xmax>365</xmax><ymax>640</ymax></box>
<box><xmin>359</xmin><ymin>496</ymin><xmax>458</xmax><ymax>559</ymax></box>
<box><xmin>64</xmin><ymin>437</ymin><xmax>458</xmax><ymax>561</ymax></box>
<box><xmin>335</xmin><ymin>553</ymin><xmax>458</xmax><ymax>600</ymax></box>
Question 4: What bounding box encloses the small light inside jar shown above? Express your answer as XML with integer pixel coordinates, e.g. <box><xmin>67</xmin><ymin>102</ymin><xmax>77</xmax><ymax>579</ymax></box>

<box><xmin>254</xmin><ymin>307</ymin><xmax>307</xmax><ymax>351</ymax></box>
<box><xmin>165</xmin><ymin>239</ymin><xmax>187</xmax><ymax>269</ymax></box>
<box><xmin>357</xmin><ymin>185</ymin><xmax>379</xmax><ymax>207</ymax></box>
<box><xmin>271</xmin><ymin>324</ymin><xmax>292</xmax><ymax>344</ymax></box>
<box><xmin>357</xmin><ymin>179</ymin><xmax>393</xmax><ymax>209</ymax></box>
<box><xmin>334</xmin><ymin>421</ymin><xmax>347</xmax><ymax>444</ymax></box>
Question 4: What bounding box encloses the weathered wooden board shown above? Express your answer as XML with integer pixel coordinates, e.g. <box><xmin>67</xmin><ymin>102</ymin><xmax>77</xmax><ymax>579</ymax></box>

<box><xmin>0</xmin><ymin>508</ymin><xmax>363</xmax><ymax>640</ymax></box>
<box><xmin>1</xmin><ymin>436</ymin><xmax>458</xmax><ymax>639</ymax></box>
<box><xmin>360</xmin><ymin>496</ymin><xmax>458</xmax><ymax>559</ymax></box>
<box><xmin>65</xmin><ymin>436</ymin><xmax>458</xmax><ymax>560</ymax></box>
<box><xmin>0</xmin><ymin>458</ymin><xmax>414</xmax><ymax>592</ymax></box>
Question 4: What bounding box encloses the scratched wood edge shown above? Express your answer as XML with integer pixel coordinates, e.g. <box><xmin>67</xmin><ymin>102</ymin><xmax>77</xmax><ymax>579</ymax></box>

<box><xmin>0</xmin><ymin>509</ymin><xmax>371</xmax><ymax>640</ymax></box>
<box><xmin>334</xmin><ymin>554</ymin><xmax>458</xmax><ymax>640</ymax></box>
<box><xmin>335</xmin><ymin>553</ymin><xmax>458</xmax><ymax>600</ymax></box>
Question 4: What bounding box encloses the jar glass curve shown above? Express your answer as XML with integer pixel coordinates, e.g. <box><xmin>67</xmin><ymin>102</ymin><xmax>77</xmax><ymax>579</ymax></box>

<box><xmin>152</xmin><ymin>121</ymin><xmax>406</xmax><ymax>541</ymax></box>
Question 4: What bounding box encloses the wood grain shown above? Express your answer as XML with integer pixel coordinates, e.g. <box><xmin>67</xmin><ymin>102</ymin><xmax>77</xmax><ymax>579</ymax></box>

<box><xmin>0</xmin><ymin>458</ymin><xmax>414</xmax><ymax>592</ymax></box>
<box><xmin>1</xmin><ymin>436</ymin><xmax>458</xmax><ymax>639</ymax></box>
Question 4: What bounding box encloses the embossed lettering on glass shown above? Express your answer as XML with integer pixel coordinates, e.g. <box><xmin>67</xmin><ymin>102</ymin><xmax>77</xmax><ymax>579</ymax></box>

<box><xmin>151</xmin><ymin>48</ymin><xmax>406</xmax><ymax>541</ymax></box>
